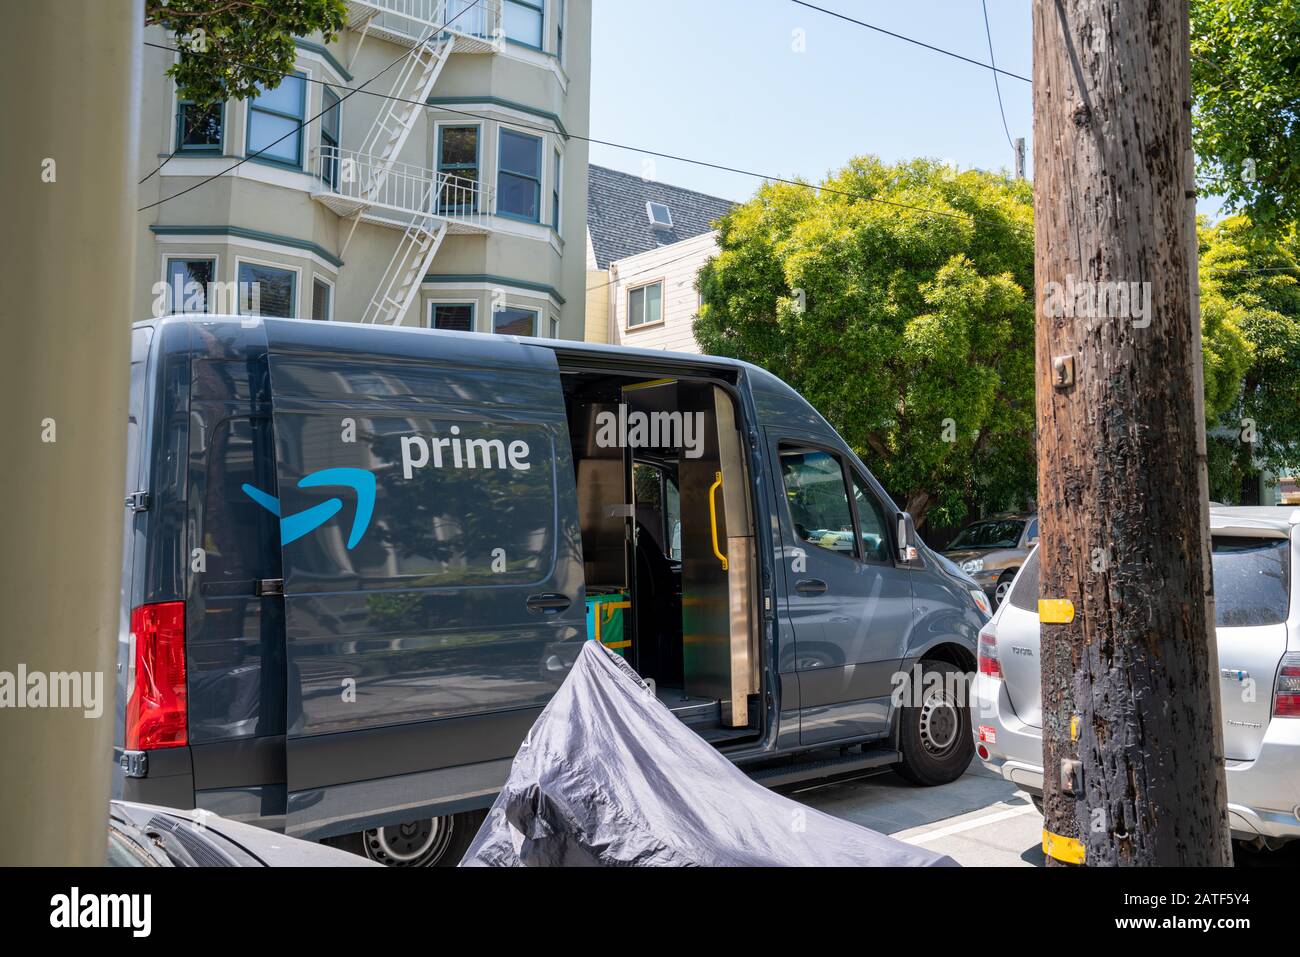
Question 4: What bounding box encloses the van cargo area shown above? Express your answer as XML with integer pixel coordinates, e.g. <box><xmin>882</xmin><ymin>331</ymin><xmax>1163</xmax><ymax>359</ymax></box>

<box><xmin>560</xmin><ymin>367</ymin><xmax>762</xmax><ymax>747</ymax></box>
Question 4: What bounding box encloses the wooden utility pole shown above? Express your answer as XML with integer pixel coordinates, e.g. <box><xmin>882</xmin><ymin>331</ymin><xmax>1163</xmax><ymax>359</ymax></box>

<box><xmin>1032</xmin><ymin>0</ymin><xmax>1232</xmax><ymax>865</ymax></box>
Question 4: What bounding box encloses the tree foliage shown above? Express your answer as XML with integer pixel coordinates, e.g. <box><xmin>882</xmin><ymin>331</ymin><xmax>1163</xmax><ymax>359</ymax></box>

<box><xmin>695</xmin><ymin>158</ymin><xmax>1036</xmax><ymax>529</ymax></box>
<box><xmin>696</xmin><ymin>158</ymin><xmax>1262</xmax><ymax>528</ymax></box>
<box><xmin>1191</xmin><ymin>0</ymin><xmax>1300</xmax><ymax>232</ymax></box>
<box><xmin>1200</xmin><ymin>216</ymin><xmax>1300</xmax><ymax>500</ymax></box>
<box><xmin>146</xmin><ymin>0</ymin><xmax>346</xmax><ymax>105</ymax></box>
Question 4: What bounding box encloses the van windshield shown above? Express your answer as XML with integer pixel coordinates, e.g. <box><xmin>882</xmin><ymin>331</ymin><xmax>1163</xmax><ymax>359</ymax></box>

<box><xmin>949</xmin><ymin>520</ymin><xmax>1024</xmax><ymax>550</ymax></box>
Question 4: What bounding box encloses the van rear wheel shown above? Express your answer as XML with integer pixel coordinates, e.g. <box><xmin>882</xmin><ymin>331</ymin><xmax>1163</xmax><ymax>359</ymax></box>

<box><xmin>329</xmin><ymin>810</ymin><xmax>485</xmax><ymax>867</ymax></box>
<box><xmin>894</xmin><ymin>660</ymin><xmax>973</xmax><ymax>787</ymax></box>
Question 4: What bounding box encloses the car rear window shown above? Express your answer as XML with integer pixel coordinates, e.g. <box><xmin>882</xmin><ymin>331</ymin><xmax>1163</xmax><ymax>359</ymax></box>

<box><xmin>1212</xmin><ymin>536</ymin><xmax>1291</xmax><ymax>627</ymax></box>
<box><xmin>1005</xmin><ymin>538</ymin><xmax>1292</xmax><ymax>626</ymax></box>
<box><xmin>1008</xmin><ymin>547</ymin><xmax>1039</xmax><ymax>612</ymax></box>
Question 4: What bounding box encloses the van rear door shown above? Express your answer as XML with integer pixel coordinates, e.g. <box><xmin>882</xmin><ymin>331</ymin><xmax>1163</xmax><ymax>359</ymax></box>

<box><xmin>261</xmin><ymin>323</ymin><xmax>584</xmax><ymax>839</ymax></box>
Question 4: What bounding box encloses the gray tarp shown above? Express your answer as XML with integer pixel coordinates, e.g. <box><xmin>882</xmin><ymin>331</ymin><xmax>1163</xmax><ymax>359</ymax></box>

<box><xmin>461</xmin><ymin>641</ymin><xmax>957</xmax><ymax>867</ymax></box>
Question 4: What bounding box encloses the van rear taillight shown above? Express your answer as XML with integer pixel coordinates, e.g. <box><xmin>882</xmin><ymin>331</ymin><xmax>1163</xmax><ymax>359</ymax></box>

<box><xmin>1275</xmin><ymin>654</ymin><xmax>1300</xmax><ymax>718</ymax></box>
<box><xmin>125</xmin><ymin>602</ymin><xmax>187</xmax><ymax>749</ymax></box>
<box><xmin>978</xmin><ymin>623</ymin><xmax>1002</xmax><ymax>680</ymax></box>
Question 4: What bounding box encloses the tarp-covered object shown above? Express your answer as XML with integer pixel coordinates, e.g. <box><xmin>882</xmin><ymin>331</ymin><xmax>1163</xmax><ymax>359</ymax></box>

<box><xmin>461</xmin><ymin>641</ymin><xmax>957</xmax><ymax>867</ymax></box>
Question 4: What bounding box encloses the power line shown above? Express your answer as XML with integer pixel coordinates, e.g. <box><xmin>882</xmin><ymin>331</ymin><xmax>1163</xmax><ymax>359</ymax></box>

<box><xmin>788</xmin><ymin>0</ymin><xmax>1031</xmax><ymax>83</ymax></box>
<box><xmin>138</xmin><ymin>0</ymin><xmax>482</xmax><ymax>207</ymax></box>
<box><xmin>144</xmin><ymin>39</ymin><xmax>1035</xmax><ymax>237</ymax></box>
<box><xmin>981</xmin><ymin>0</ymin><xmax>1018</xmax><ymax>153</ymax></box>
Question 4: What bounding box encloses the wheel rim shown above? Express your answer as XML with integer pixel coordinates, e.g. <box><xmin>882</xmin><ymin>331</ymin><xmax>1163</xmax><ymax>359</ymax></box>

<box><xmin>918</xmin><ymin>687</ymin><xmax>961</xmax><ymax>755</ymax></box>
<box><xmin>995</xmin><ymin>579</ymin><xmax>1012</xmax><ymax>604</ymax></box>
<box><xmin>362</xmin><ymin>817</ymin><xmax>453</xmax><ymax>867</ymax></box>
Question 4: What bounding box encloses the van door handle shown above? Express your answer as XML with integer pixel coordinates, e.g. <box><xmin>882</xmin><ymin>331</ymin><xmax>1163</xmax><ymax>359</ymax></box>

<box><xmin>526</xmin><ymin>593</ymin><xmax>571</xmax><ymax>614</ymax></box>
<box><xmin>795</xmin><ymin>579</ymin><xmax>828</xmax><ymax>595</ymax></box>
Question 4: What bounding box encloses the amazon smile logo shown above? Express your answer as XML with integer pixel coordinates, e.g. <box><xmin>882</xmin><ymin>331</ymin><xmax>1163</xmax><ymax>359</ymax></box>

<box><xmin>242</xmin><ymin>467</ymin><xmax>376</xmax><ymax>550</ymax></box>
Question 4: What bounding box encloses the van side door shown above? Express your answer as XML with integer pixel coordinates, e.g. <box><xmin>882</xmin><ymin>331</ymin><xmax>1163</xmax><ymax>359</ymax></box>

<box><xmin>261</xmin><ymin>323</ymin><xmax>584</xmax><ymax>841</ymax></box>
<box><xmin>770</xmin><ymin>435</ymin><xmax>912</xmax><ymax>745</ymax></box>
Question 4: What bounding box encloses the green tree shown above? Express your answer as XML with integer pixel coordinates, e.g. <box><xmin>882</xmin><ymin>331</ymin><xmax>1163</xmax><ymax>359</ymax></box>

<box><xmin>695</xmin><ymin>157</ymin><xmax>1257</xmax><ymax>530</ymax></box>
<box><xmin>695</xmin><ymin>158</ymin><xmax>1036</xmax><ymax>530</ymax></box>
<box><xmin>147</xmin><ymin>0</ymin><xmax>346</xmax><ymax>105</ymax></box>
<box><xmin>1200</xmin><ymin>215</ymin><xmax>1300</xmax><ymax>500</ymax></box>
<box><xmin>1191</xmin><ymin>0</ymin><xmax>1300</xmax><ymax>232</ymax></box>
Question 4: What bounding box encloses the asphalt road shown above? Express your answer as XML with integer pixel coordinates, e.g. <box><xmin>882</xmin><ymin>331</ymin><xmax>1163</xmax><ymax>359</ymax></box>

<box><xmin>793</xmin><ymin>758</ymin><xmax>1300</xmax><ymax>866</ymax></box>
<box><xmin>791</xmin><ymin>759</ymin><xmax>1045</xmax><ymax>866</ymax></box>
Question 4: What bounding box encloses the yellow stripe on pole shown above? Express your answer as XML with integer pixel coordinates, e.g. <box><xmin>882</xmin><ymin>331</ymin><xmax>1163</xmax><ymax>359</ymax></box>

<box><xmin>1042</xmin><ymin>829</ymin><xmax>1086</xmax><ymax>864</ymax></box>
<box><xmin>1039</xmin><ymin>598</ymin><xmax>1075</xmax><ymax>623</ymax></box>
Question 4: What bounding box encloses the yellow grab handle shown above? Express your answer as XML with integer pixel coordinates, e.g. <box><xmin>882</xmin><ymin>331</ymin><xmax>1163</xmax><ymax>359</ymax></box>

<box><xmin>709</xmin><ymin>471</ymin><xmax>729</xmax><ymax>571</ymax></box>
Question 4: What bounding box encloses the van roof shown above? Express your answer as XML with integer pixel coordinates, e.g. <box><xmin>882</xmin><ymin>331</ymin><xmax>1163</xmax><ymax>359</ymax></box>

<box><xmin>140</xmin><ymin>313</ymin><xmax>759</xmax><ymax>374</ymax></box>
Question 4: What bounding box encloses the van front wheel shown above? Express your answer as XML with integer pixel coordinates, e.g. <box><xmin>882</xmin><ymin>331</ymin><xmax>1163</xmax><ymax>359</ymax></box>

<box><xmin>329</xmin><ymin>810</ymin><xmax>485</xmax><ymax>867</ymax></box>
<box><xmin>894</xmin><ymin>660</ymin><xmax>973</xmax><ymax>787</ymax></box>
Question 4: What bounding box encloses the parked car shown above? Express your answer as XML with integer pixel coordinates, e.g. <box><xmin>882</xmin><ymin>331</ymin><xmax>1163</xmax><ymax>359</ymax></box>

<box><xmin>113</xmin><ymin>316</ymin><xmax>989</xmax><ymax>866</ymax></box>
<box><xmin>972</xmin><ymin>507</ymin><xmax>1300</xmax><ymax>849</ymax></box>
<box><xmin>942</xmin><ymin>513</ymin><xmax>1038</xmax><ymax>608</ymax></box>
<box><xmin>109</xmin><ymin>801</ymin><xmax>376</xmax><ymax>866</ymax></box>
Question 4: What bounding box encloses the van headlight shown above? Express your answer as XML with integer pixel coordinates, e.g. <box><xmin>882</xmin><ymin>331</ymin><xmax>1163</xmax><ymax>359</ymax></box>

<box><xmin>961</xmin><ymin>558</ymin><xmax>984</xmax><ymax>574</ymax></box>
<box><xmin>969</xmin><ymin>589</ymin><xmax>992</xmax><ymax>618</ymax></box>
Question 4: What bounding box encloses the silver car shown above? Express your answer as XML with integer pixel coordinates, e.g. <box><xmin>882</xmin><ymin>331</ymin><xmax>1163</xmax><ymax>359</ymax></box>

<box><xmin>971</xmin><ymin>506</ymin><xmax>1300</xmax><ymax>849</ymax></box>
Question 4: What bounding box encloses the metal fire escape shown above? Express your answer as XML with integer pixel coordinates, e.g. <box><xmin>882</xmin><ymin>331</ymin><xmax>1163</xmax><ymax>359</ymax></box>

<box><xmin>312</xmin><ymin>1</ymin><xmax>500</xmax><ymax>325</ymax></box>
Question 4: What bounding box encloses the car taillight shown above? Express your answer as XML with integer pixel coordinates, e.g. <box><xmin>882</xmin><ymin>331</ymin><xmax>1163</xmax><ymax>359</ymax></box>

<box><xmin>125</xmin><ymin>602</ymin><xmax>188</xmax><ymax>749</ymax></box>
<box><xmin>978</xmin><ymin>622</ymin><xmax>1002</xmax><ymax>680</ymax></box>
<box><xmin>1275</xmin><ymin>654</ymin><xmax>1300</xmax><ymax>718</ymax></box>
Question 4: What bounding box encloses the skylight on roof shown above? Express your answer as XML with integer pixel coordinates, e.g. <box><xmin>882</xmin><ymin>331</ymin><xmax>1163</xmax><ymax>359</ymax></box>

<box><xmin>646</xmin><ymin>201</ymin><xmax>673</xmax><ymax>229</ymax></box>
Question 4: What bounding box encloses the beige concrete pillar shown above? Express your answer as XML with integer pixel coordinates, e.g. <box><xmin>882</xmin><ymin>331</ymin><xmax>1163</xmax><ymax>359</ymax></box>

<box><xmin>0</xmin><ymin>0</ymin><xmax>142</xmax><ymax>865</ymax></box>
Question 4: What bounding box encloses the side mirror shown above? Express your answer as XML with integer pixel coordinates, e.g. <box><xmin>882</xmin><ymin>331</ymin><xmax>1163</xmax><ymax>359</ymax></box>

<box><xmin>896</xmin><ymin>512</ymin><xmax>919</xmax><ymax>563</ymax></box>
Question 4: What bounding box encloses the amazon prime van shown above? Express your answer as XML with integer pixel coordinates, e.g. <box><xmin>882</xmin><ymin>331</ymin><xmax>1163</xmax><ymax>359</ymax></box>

<box><xmin>114</xmin><ymin>316</ymin><xmax>987</xmax><ymax>865</ymax></box>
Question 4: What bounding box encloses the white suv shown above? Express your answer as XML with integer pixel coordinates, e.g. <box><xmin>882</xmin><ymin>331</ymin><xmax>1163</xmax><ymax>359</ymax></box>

<box><xmin>971</xmin><ymin>507</ymin><xmax>1300</xmax><ymax>849</ymax></box>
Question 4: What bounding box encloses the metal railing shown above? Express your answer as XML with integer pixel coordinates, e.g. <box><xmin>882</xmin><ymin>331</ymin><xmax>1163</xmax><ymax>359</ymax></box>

<box><xmin>312</xmin><ymin>146</ymin><xmax>494</xmax><ymax>230</ymax></box>
<box><xmin>350</xmin><ymin>0</ymin><xmax>502</xmax><ymax>41</ymax></box>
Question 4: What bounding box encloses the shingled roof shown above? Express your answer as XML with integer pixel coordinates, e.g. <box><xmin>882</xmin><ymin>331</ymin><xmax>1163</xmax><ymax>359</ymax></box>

<box><xmin>587</xmin><ymin>164</ymin><xmax>736</xmax><ymax>269</ymax></box>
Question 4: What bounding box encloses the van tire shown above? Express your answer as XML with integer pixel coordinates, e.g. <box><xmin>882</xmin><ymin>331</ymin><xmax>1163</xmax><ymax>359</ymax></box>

<box><xmin>893</xmin><ymin>659</ymin><xmax>973</xmax><ymax>787</ymax></box>
<box><xmin>328</xmin><ymin>809</ymin><xmax>486</xmax><ymax>867</ymax></box>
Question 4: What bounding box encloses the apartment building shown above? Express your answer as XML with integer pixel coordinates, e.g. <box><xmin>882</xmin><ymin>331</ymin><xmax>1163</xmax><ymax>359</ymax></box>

<box><xmin>135</xmin><ymin>0</ymin><xmax>591</xmax><ymax>337</ymax></box>
<box><xmin>585</xmin><ymin>164</ymin><xmax>734</xmax><ymax>352</ymax></box>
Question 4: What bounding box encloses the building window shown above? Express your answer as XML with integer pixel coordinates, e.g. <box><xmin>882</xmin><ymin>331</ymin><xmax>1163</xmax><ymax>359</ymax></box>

<box><xmin>498</xmin><ymin>129</ymin><xmax>542</xmax><ymax>222</ymax></box>
<box><xmin>549</xmin><ymin>316</ymin><xmax>559</xmax><ymax>338</ymax></box>
<box><xmin>437</xmin><ymin>125</ymin><xmax>480</xmax><ymax>214</ymax></box>
<box><xmin>246</xmin><ymin>74</ymin><xmax>306</xmax><ymax>168</ymax></box>
<box><xmin>176</xmin><ymin>100</ymin><xmax>222</xmax><ymax>153</ymax></box>
<box><xmin>552</xmin><ymin>148</ymin><xmax>562</xmax><ymax>232</ymax></box>
<box><xmin>165</xmin><ymin>258</ymin><xmax>216</xmax><ymax>314</ymax></box>
<box><xmin>431</xmin><ymin>302</ymin><xmax>475</xmax><ymax>331</ymax></box>
<box><xmin>319</xmin><ymin>86</ymin><xmax>340</xmax><ymax>188</ymax></box>
<box><xmin>504</xmin><ymin>0</ymin><xmax>544</xmax><ymax>49</ymax></box>
<box><xmin>557</xmin><ymin>0</ymin><xmax>566</xmax><ymax>64</ymax></box>
<box><xmin>494</xmin><ymin>306</ymin><xmax>538</xmax><ymax>336</ymax></box>
<box><xmin>311</xmin><ymin>277</ymin><xmax>332</xmax><ymax>321</ymax></box>
<box><xmin>628</xmin><ymin>281</ymin><xmax>663</xmax><ymax>328</ymax></box>
<box><xmin>238</xmin><ymin>261</ymin><xmax>296</xmax><ymax>318</ymax></box>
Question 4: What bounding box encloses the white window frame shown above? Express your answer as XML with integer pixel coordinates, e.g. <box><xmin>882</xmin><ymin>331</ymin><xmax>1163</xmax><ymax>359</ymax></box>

<box><xmin>159</xmin><ymin>253</ymin><xmax>221</xmax><ymax>316</ymax></box>
<box><xmin>428</xmin><ymin>298</ymin><xmax>479</xmax><ymax>332</ymax></box>
<box><xmin>495</xmin><ymin>124</ymin><xmax>546</xmax><ymax>224</ymax></box>
<box><xmin>626</xmin><ymin>279</ymin><xmax>665</xmax><ymax>330</ymax></box>
<box><xmin>310</xmin><ymin>273</ymin><xmax>335</xmax><ymax>322</ymax></box>
<box><xmin>492</xmin><ymin>302</ymin><xmax>542</xmax><ymax>337</ymax></box>
<box><xmin>234</xmin><ymin>255</ymin><xmax>302</xmax><ymax>319</ymax></box>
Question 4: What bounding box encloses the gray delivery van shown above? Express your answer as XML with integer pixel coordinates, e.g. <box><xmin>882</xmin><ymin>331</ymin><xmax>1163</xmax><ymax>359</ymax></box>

<box><xmin>114</xmin><ymin>316</ymin><xmax>986</xmax><ymax>865</ymax></box>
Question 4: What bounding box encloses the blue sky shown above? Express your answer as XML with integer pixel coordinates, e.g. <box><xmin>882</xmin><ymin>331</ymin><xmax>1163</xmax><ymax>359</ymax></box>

<box><xmin>588</xmin><ymin>0</ymin><xmax>1224</xmax><ymax>217</ymax></box>
<box><xmin>589</xmin><ymin>0</ymin><xmax>1035</xmax><ymax>202</ymax></box>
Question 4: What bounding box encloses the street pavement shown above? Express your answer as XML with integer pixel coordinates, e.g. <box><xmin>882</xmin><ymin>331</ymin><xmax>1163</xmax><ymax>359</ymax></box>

<box><xmin>794</xmin><ymin>758</ymin><xmax>1300</xmax><ymax>866</ymax></box>
<box><xmin>793</xmin><ymin>759</ymin><xmax>1045</xmax><ymax>866</ymax></box>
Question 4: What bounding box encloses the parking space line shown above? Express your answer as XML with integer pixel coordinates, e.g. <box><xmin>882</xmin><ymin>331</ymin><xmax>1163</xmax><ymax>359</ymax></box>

<box><xmin>898</xmin><ymin>803</ymin><xmax>1038</xmax><ymax>845</ymax></box>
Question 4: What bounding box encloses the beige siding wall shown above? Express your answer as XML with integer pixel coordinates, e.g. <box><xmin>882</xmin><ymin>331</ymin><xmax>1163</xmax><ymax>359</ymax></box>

<box><xmin>134</xmin><ymin>1</ymin><xmax>592</xmax><ymax>338</ymax></box>
<box><xmin>584</xmin><ymin>269</ymin><xmax>610</xmax><ymax>342</ymax></box>
<box><xmin>608</xmin><ymin>231</ymin><xmax>717</xmax><ymax>354</ymax></box>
